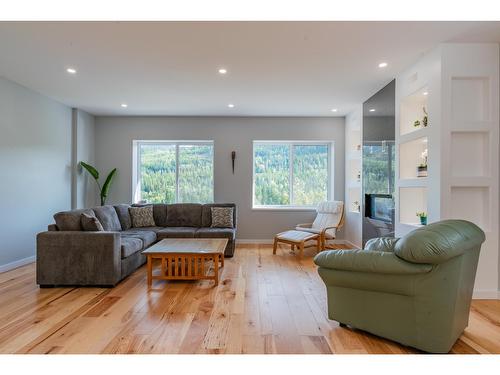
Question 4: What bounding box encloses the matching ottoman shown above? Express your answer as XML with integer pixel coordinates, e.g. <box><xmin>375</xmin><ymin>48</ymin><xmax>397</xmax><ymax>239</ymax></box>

<box><xmin>273</xmin><ymin>230</ymin><xmax>321</xmax><ymax>258</ymax></box>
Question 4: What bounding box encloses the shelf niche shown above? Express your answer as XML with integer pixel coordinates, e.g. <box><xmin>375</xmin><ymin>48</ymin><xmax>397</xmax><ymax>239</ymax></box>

<box><xmin>450</xmin><ymin>131</ymin><xmax>489</xmax><ymax>178</ymax></box>
<box><xmin>400</xmin><ymin>87</ymin><xmax>429</xmax><ymax>136</ymax></box>
<box><xmin>347</xmin><ymin>187</ymin><xmax>361</xmax><ymax>214</ymax></box>
<box><xmin>399</xmin><ymin>187</ymin><xmax>427</xmax><ymax>226</ymax></box>
<box><xmin>399</xmin><ymin>137</ymin><xmax>428</xmax><ymax>179</ymax></box>
<box><xmin>450</xmin><ymin>186</ymin><xmax>490</xmax><ymax>232</ymax></box>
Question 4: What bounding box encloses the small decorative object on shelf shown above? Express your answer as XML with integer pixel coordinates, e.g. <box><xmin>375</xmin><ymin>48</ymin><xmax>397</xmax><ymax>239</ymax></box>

<box><xmin>356</xmin><ymin>144</ymin><xmax>361</xmax><ymax>151</ymax></box>
<box><xmin>356</xmin><ymin>171</ymin><xmax>361</xmax><ymax>181</ymax></box>
<box><xmin>416</xmin><ymin>212</ymin><xmax>427</xmax><ymax>225</ymax></box>
<box><xmin>417</xmin><ymin>164</ymin><xmax>428</xmax><ymax>177</ymax></box>
<box><xmin>417</xmin><ymin>148</ymin><xmax>428</xmax><ymax>177</ymax></box>
<box><xmin>353</xmin><ymin>201</ymin><xmax>360</xmax><ymax>213</ymax></box>
<box><xmin>413</xmin><ymin>107</ymin><xmax>429</xmax><ymax>128</ymax></box>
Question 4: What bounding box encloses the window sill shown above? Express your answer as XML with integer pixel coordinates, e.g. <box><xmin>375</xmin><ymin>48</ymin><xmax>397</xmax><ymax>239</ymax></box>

<box><xmin>252</xmin><ymin>206</ymin><xmax>317</xmax><ymax>212</ymax></box>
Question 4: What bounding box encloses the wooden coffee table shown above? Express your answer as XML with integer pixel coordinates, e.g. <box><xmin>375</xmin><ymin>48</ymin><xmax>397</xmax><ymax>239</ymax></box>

<box><xmin>142</xmin><ymin>238</ymin><xmax>228</xmax><ymax>288</ymax></box>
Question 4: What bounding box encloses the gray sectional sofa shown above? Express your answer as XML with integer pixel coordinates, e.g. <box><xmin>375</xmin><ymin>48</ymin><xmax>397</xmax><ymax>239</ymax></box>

<box><xmin>36</xmin><ymin>203</ymin><xmax>236</xmax><ymax>287</ymax></box>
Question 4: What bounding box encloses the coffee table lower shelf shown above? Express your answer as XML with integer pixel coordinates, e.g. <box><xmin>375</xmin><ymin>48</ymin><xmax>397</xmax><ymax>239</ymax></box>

<box><xmin>146</xmin><ymin>252</ymin><xmax>224</xmax><ymax>287</ymax></box>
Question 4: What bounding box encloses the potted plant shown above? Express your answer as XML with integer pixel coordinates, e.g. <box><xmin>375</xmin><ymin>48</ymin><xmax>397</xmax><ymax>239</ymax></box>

<box><xmin>417</xmin><ymin>163</ymin><xmax>428</xmax><ymax>177</ymax></box>
<box><xmin>79</xmin><ymin>162</ymin><xmax>117</xmax><ymax>206</ymax></box>
<box><xmin>416</xmin><ymin>212</ymin><xmax>427</xmax><ymax>225</ymax></box>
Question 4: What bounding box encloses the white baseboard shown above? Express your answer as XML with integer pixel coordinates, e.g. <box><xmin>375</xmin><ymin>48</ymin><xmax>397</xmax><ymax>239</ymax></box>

<box><xmin>0</xmin><ymin>256</ymin><xmax>36</xmax><ymax>273</ymax></box>
<box><xmin>472</xmin><ymin>289</ymin><xmax>500</xmax><ymax>300</ymax></box>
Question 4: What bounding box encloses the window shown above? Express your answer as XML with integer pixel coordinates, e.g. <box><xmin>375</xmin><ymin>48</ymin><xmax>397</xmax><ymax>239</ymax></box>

<box><xmin>133</xmin><ymin>141</ymin><xmax>214</xmax><ymax>204</ymax></box>
<box><xmin>253</xmin><ymin>141</ymin><xmax>331</xmax><ymax>208</ymax></box>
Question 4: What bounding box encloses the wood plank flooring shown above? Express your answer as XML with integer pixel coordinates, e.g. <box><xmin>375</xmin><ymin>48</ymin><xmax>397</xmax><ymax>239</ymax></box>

<box><xmin>0</xmin><ymin>243</ymin><xmax>499</xmax><ymax>354</ymax></box>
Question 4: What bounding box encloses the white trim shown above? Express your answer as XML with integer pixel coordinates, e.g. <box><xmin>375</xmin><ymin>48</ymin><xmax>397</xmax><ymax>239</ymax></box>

<box><xmin>0</xmin><ymin>256</ymin><xmax>36</xmax><ymax>273</ymax></box>
<box><xmin>472</xmin><ymin>289</ymin><xmax>500</xmax><ymax>300</ymax></box>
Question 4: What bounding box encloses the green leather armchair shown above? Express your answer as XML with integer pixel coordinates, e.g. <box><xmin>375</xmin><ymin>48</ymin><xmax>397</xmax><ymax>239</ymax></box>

<box><xmin>314</xmin><ymin>220</ymin><xmax>485</xmax><ymax>353</ymax></box>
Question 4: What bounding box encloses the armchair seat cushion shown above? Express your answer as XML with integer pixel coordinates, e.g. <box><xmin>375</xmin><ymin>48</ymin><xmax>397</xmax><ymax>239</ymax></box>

<box><xmin>157</xmin><ymin>227</ymin><xmax>197</xmax><ymax>239</ymax></box>
<box><xmin>120</xmin><ymin>230</ymin><xmax>156</xmax><ymax>248</ymax></box>
<box><xmin>121</xmin><ymin>237</ymin><xmax>144</xmax><ymax>258</ymax></box>
<box><xmin>195</xmin><ymin>227</ymin><xmax>235</xmax><ymax>239</ymax></box>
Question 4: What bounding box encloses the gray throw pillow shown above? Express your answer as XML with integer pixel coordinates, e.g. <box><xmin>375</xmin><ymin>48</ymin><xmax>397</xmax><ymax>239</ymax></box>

<box><xmin>211</xmin><ymin>207</ymin><xmax>234</xmax><ymax>228</ymax></box>
<box><xmin>129</xmin><ymin>205</ymin><xmax>156</xmax><ymax>228</ymax></box>
<box><xmin>81</xmin><ymin>213</ymin><xmax>104</xmax><ymax>231</ymax></box>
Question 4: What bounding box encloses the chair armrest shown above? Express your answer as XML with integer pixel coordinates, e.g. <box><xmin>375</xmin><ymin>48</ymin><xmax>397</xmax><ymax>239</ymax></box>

<box><xmin>314</xmin><ymin>249</ymin><xmax>432</xmax><ymax>275</ymax></box>
<box><xmin>36</xmin><ymin>231</ymin><xmax>121</xmax><ymax>286</ymax></box>
<box><xmin>296</xmin><ymin>223</ymin><xmax>313</xmax><ymax>229</ymax></box>
<box><xmin>365</xmin><ymin>237</ymin><xmax>400</xmax><ymax>253</ymax></box>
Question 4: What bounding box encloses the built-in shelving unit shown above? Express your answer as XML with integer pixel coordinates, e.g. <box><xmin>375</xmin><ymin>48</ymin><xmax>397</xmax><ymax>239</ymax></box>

<box><xmin>395</xmin><ymin>43</ymin><xmax>499</xmax><ymax>297</ymax></box>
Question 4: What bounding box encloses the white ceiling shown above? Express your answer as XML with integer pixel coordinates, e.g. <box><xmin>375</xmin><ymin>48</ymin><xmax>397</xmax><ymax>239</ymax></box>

<box><xmin>0</xmin><ymin>22</ymin><xmax>499</xmax><ymax>117</ymax></box>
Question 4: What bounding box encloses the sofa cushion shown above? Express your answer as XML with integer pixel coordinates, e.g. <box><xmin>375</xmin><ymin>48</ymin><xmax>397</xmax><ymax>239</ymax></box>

<box><xmin>129</xmin><ymin>205</ymin><xmax>156</xmax><ymax>227</ymax></box>
<box><xmin>54</xmin><ymin>208</ymin><xmax>95</xmax><ymax>231</ymax></box>
<box><xmin>93</xmin><ymin>205</ymin><xmax>122</xmax><ymax>231</ymax></box>
<box><xmin>81</xmin><ymin>213</ymin><xmax>104</xmax><ymax>231</ymax></box>
<box><xmin>157</xmin><ymin>227</ymin><xmax>197</xmax><ymax>240</ymax></box>
<box><xmin>201</xmin><ymin>203</ymin><xmax>236</xmax><ymax>227</ymax></box>
<box><xmin>211</xmin><ymin>207</ymin><xmax>234</xmax><ymax>228</ymax></box>
<box><xmin>153</xmin><ymin>204</ymin><xmax>168</xmax><ymax>227</ymax></box>
<box><xmin>120</xmin><ymin>229</ymin><xmax>157</xmax><ymax>248</ymax></box>
<box><xmin>130</xmin><ymin>226</ymin><xmax>163</xmax><ymax>233</ymax></box>
<box><xmin>166</xmin><ymin>203</ymin><xmax>202</xmax><ymax>227</ymax></box>
<box><xmin>114</xmin><ymin>204</ymin><xmax>132</xmax><ymax>230</ymax></box>
<box><xmin>121</xmin><ymin>237</ymin><xmax>144</xmax><ymax>258</ymax></box>
<box><xmin>195</xmin><ymin>227</ymin><xmax>235</xmax><ymax>240</ymax></box>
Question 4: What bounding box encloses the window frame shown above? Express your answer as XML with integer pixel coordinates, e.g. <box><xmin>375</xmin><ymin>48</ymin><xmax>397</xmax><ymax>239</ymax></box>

<box><xmin>252</xmin><ymin>140</ymin><xmax>334</xmax><ymax>210</ymax></box>
<box><xmin>132</xmin><ymin>140</ymin><xmax>215</xmax><ymax>204</ymax></box>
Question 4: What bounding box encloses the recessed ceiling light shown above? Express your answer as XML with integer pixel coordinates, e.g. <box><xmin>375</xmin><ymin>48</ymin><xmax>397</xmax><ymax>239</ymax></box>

<box><xmin>378</xmin><ymin>62</ymin><xmax>388</xmax><ymax>68</ymax></box>
<box><xmin>218</xmin><ymin>68</ymin><xmax>227</xmax><ymax>74</ymax></box>
<box><xmin>121</xmin><ymin>103</ymin><xmax>128</xmax><ymax>108</ymax></box>
<box><xmin>66</xmin><ymin>68</ymin><xmax>77</xmax><ymax>74</ymax></box>
<box><xmin>423</xmin><ymin>91</ymin><xmax>429</xmax><ymax>96</ymax></box>
<box><xmin>369</xmin><ymin>108</ymin><xmax>376</xmax><ymax>112</ymax></box>
<box><xmin>331</xmin><ymin>108</ymin><xmax>338</xmax><ymax>112</ymax></box>
<box><xmin>227</xmin><ymin>103</ymin><xmax>235</xmax><ymax>108</ymax></box>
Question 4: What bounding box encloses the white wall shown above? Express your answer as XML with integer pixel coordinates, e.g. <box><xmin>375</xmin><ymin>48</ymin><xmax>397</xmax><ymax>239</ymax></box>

<box><xmin>0</xmin><ymin>77</ymin><xmax>72</xmax><ymax>270</ymax></box>
<box><xmin>95</xmin><ymin>116</ymin><xmax>345</xmax><ymax>239</ymax></box>
<box><xmin>76</xmin><ymin>110</ymin><xmax>97</xmax><ymax>208</ymax></box>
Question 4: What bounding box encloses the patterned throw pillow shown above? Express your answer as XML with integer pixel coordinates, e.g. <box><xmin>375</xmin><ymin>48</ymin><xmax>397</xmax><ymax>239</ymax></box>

<box><xmin>80</xmin><ymin>213</ymin><xmax>104</xmax><ymax>231</ymax></box>
<box><xmin>211</xmin><ymin>207</ymin><xmax>234</xmax><ymax>228</ymax></box>
<box><xmin>129</xmin><ymin>205</ymin><xmax>156</xmax><ymax>228</ymax></box>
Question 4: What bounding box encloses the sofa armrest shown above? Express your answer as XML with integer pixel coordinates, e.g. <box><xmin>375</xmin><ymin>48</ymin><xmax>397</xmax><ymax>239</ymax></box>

<box><xmin>314</xmin><ymin>249</ymin><xmax>432</xmax><ymax>275</ymax></box>
<box><xmin>365</xmin><ymin>237</ymin><xmax>399</xmax><ymax>253</ymax></box>
<box><xmin>36</xmin><ymin>231</ymin><xmax>121</xmax><ymax>286</ymax></box>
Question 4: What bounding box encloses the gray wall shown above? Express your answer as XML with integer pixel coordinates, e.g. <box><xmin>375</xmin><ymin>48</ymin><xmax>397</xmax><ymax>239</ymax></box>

<box><xmin>95</xmin><ymin>116</ymin><xmax>345</xmax><ymax>239</ymax></box>
<box><xmin>0</xmin><ymin>77</ymin><xmax>72</xmax><ymax>268</ymax></box>
<box><xmin>76</xmin><ymin>110</ymin><xmax>97</xmax><ymax>208</ymax></box>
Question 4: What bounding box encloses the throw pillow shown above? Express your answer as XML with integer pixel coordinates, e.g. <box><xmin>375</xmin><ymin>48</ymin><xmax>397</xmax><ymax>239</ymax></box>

<box><xmin>80</xmin><ymin>213</ymin><xmax>104</xmax><ymax>231</ymax></box>
<box><xmin>129</xmin><ymin>205</ymin><xmax>156</xmax><ymax>228</ymax></box>
<box><xmin>211</xmin><ymin>207</ymin><xmax>234</xmax><ymax>228</ymax></box>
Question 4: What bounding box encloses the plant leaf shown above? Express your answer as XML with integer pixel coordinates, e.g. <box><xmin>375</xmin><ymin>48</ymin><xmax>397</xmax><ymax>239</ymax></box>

<box><xmin>80</xmin><ymin>161</ymin><xmax>99</xmax><ymax>180</ymax></box>
<box><xmin>101</xmin><ymin>168</ymin><xmax>117</xmax><ymax>202</ymax></box>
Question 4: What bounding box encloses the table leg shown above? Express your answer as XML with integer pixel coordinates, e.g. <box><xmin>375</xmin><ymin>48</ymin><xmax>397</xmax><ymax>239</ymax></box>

<box><xmin>147</xmin><ymin>255</ymin><xmax>152</xmax><ymax>288</ymax></box>
<box><xmin>221</xmin><ymin>253</ymin><xmax>224</xmax><ymax>268</ymax></box>
<box><xmin>273</xmin><ymin>237</ymin><xmax>278</xmax><ymax>254</ymax></box>
<box><xmin>299</xmin><ymin>242</ymin><xmax>304</xmax><ymax>259</ymax></box>
<box><xmin>214</xmin><ymin>255</ymin><xmax>219</xmax><ymax>286</ymax></box>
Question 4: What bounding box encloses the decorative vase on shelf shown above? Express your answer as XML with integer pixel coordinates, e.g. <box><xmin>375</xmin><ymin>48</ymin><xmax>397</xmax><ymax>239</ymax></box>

<box><xmin>417</xmin><ymin>165</ymin><xmax>428</xmax><ymax>177</ymax></box>
<box><xmin>420</xmin><ymin>216</ymin><xmax>427</xmax><ymax>225</ymax></box>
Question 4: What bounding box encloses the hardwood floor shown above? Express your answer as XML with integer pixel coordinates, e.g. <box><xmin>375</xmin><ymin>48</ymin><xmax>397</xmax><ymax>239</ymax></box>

<box><xmin>0</xmin><ymin>243</ymin><xmax>499</xmax><ymax>354</ymax></box>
